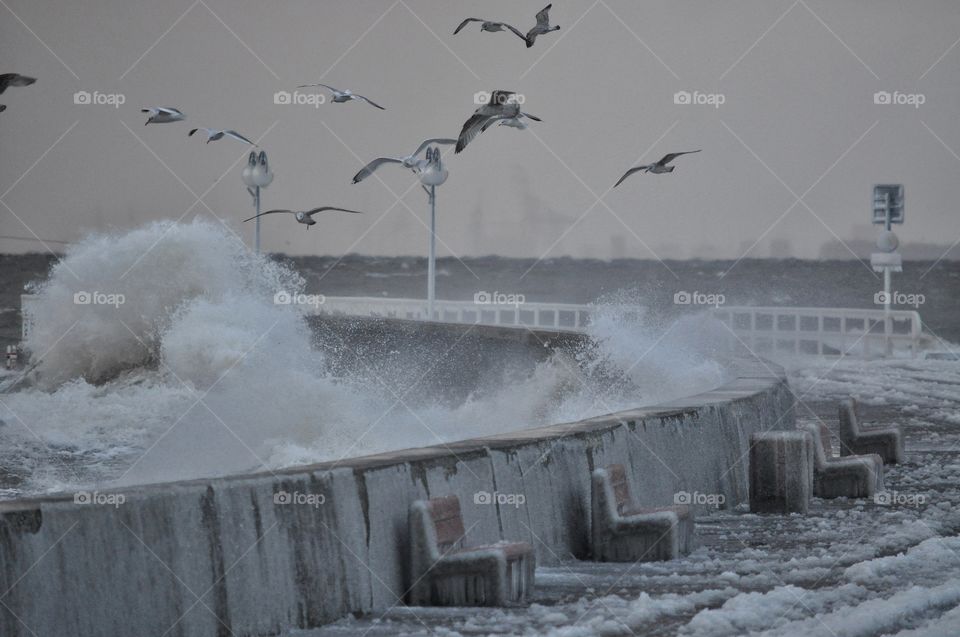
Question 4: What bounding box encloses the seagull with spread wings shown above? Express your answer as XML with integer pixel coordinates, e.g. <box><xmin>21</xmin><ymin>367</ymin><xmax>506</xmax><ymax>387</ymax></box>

<box><xmin>141</xmin><ymin>107</ymin><xmax>185</xmax><ymax>125</ymax></box>
<box><xmin>352</xmin><ymin>138</ymin><xmax>457</xmax><ymax>184</ymax></box>
<box><xmin>454</xmin><ymin>17</ymin><xmax>525</xmax><ymax>39</ymax></box>
<box><xmin>455</xmin><ymin>90</ymin><xmax>523</xmax><ymax>153</ymax></box>
<box><xmin>188</xmin><ymin>128</ymin><xmax>256</xmax><ymax>145</ymax></box>
<box><xmin>243</xmin><ymin>206</ymin><xmax>363</xmax><ymax>228</ymax></box>
<box><xmin>518</xmin><ymin>5</ymin><xmax>560</xmax><ymax>47</ymax></box>
<box><xmin>614</xmin><ymin>150</ymin><xmax>701</xmax><ymax>187</ymax></box>
<box><xmin>296</xmin><ymin>82</ymin><xmax>385</xmax><ymax>110</ymax></box>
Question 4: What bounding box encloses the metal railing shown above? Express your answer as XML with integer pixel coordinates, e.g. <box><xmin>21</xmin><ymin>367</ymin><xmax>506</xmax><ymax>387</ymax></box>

<box><xmin>18</xmin><ymin>294</ymin><xmax>925</xmax><ymax>358</ymax></box>
<box><xmin>314</xmin><ymin>296</ymin><xmax>592</xmax><ymax>332</ymax></box>
<box><xmin>712</xmin><ymin>306</ymin><xmax>923</xmax><ymax>358</ymax></box>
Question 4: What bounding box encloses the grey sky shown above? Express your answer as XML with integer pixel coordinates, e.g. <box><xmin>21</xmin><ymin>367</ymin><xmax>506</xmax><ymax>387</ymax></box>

<box><xmin>1</xmin><ymin>0</ymin><xmax>959</xmax><ymax>259</ymax></box>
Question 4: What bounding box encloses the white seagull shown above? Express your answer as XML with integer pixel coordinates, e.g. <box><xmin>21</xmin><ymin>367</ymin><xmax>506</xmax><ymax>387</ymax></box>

<box><xmin>456</xmin><ymin>90</ymin><xmax>522</xmax><ymax>153</ymax></box>
<box><xmin>296</xmin><ymin>83</ymin><xmax>385</xmax><ymax>110</ymax></box>
<box><xmin>454</xmin><ymin>18</ymin><xmax>525</xmax><ymax>39</ymax></box>
<box><xmin>353</xmin><ymin>138</ymin><xmax>457</xmax><ymax>184</ymax></box>
<box><xmin>518</xmin><ymin>5</ymin><xmax>560</xmax><ymax>48</ymax></box>
<box><xmin>141</xmin><ymin>107</ymin><xmax>185</xmax><ymax>125</ymax></box>
<box><xmin>243</xmin><ymin>206</ymin><xmax>364</xmax><ymax>228</ymax></box>
<box><xmin>614</xmin><ymin>150</ymin><xmax>701</xmax><ymax>187</ymax></box>
<box><xmin>188</xmin><ymin>128</ymin><xmax>256</xmax><ymax>145</ymax></box>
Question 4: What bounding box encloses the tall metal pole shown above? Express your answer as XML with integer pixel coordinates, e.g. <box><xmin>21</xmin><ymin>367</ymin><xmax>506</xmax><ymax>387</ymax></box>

<box><xmin>254</xmin><ymin>186</ymin><xmax>261</xmax><ymax>256</ymax></box>
<box><xmin>428</xmin><ymin>184</ymin><xmax>436</xmax><ymax>318</ymax></box>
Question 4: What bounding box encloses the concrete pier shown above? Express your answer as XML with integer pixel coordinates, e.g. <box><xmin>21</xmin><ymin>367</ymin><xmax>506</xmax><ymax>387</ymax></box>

<box><xmin>0</xmin><ymin>322</ymin><xmax>793</xmax><ymax>636</ymax></box>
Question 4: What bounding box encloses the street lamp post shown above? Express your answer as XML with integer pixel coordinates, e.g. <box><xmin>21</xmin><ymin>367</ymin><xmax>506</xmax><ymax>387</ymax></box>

<box><xmin>241</xmin><ymin>150</ymin><xmax>274</xmax><ymax>255</ymax></box>
<box><xmin>418</xmin><ymin>147</ymin><xmax>448</xmax><ymax>319</ymax></box>
<box><xmin>870</xmin><ymin>184</ymin><xmax>904</xmax><ymax>355</ymax></box>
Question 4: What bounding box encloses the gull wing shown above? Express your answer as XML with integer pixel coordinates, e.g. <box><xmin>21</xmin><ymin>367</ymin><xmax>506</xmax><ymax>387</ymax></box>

<box><xmin>658</xmin><ymin>150</ymin><xmax>701</xmax><ymax>166</ymax></box>
<box><xmin>456</xmin><ymin>112</ymin><xmax>494</xmax><ymax>153</ymax></box>
<box><xmin>613</xmin><ymin>166</ymin><xmax>649</xmax><ymax>187</ymax></box>
<box><xmin>352</xmin><ymin>157</ymin><xmax>403</xmax><ymax>183</ymax></box>
<box><xmin>454</xmin><ymin>18</ymin><xmax>484</xmax><ymax>34</ymax></box>
<box><xmin>535</xmin><ymin>4</ymin><xmax>553</xmax><ymax>27</ymax></box>
<box><xmin>243</xmin><ymin>210</ymin><xmax>293</xmax><ymax>222</ymax></box>
<box><xmin>224</xmin><ymin>130</ymin><xmax>256</xmax><ymax>145</ymax></box>
<box><xmin>353</xmin><ymin>94</ymin><xmax>386</xmax><ymax>110</ymax></box>
<box><xmin>304</xmin><ymin>206</ymin><xmax>365</xmax><ymax>217</ymax></box>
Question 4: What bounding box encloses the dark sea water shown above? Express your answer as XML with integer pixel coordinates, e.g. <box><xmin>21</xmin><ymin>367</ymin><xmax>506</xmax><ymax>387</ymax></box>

<box><xmin>3</xmin><ymin>253</ymin><xmax>958</xmax><ymax>345</ymax></box>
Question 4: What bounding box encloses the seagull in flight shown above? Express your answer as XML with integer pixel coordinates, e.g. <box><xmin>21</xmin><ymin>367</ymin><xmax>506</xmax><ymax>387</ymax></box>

<box><xmin>518</xmin><ymin>5</ymin><xmax>560</xmax><ymax>47</ymax></box>
<box><xmin>614</xmin><ymin>151</ymin><xmax>701</xmax><ymax>186</ymax></box>
<box><xmin>243</xmin><ymin>206</ymin><xmax>363</xmax><ymax>228</ymax></box>
<box><xmin>454</xmin><ymin>18</ymin><xmax>525</xmax><ymax>39</ymax></box>
<box><xmin>296</xmin><ymin>83</ymin><xmax>385</xmax><ymax>110</ymax></box>
<box><xmin>353</xmin><ymin>138</ymin><xmax>457</xmax><ymax>183</ymax></box>
<box><xmin>481</xmin><ymin>111</ymin><xmax>541</xmax><ymax>132</ymax></box>
<box><xmin>0</xmin><ymin>73</ymin><xmax>36</xmax><ymax>113</ymax></box>
<box><xmin>141</xmin><ymin>107</ymin><xmax>185</xmax><ymax>125</ymax></box>
<box><xmin>456</xmin><ymin>90</ymin><xmax>523</xmax><ymax>153</ymax></box>
<box><xmin>188</xmin><ymin>128</ymin><xmax>256</xmax><ymax>145</ymax></box>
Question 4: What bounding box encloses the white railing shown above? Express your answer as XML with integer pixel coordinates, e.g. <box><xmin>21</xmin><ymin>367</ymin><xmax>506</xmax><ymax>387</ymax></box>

<box><xmin>18</xmin><ymin>294</ymin><xmax>926</xmax><ymax>358</ymax></box>
<box><xmin>314</xmin><ymin>296</ymin><xmax>592</xmax><ymax>332</ymax></box>
<box><xmin>712</xmin><ymin>306</ymin><xmax>923</xmax><ymax>358</ymax></box>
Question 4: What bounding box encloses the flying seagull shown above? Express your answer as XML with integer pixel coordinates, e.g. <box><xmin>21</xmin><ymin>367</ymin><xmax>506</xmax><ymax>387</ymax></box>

<box><xmin>456</xmin><ymin>90</ymin><xmax>522</xmax><ymax>153</ymax></box>
<box><xmin>142</xmin><ymin>107</ymin><xmax>185</xmax><ymax>125</ymax></box>
<box><xmin>518</xmin><ymin>5</ymin><xmax>560</xmax><ymax>47</ymax></box>
<box><xmin>243</xmin><ymin>206</ymin><xmax>363</xmax><ymax>228</ymax></box>
<box><xmin>188</xmin><ymin>128</ymin><xmax>256</xmax><ymax>145</ymax></box>
<box><xmin>0</xmin><ymin>73</ymin><xmax>36</xmax><ymax>94</ymax></box>
<box><xmin>454</xmin><ymin>18</ymin><xmax>525</xmax><ymax>39</ymax></box>
<box><xmin>614</xmin><ymin>151</ymin><xmax>701</xmax><ymax>187</ymax></box>
<box><xmin>481</xmin><ymin>111</ymin><xmax>541</xmax><ymax>132</ymax></box>
<box><xmin>353</xmin><ymin>138</ymin><xmax>457</xmax><ymax>184</ymax></box>
<box><xmin>296</xmin><ymin>83</ymin><xmax>385</xmax><ymax>110</ymax></box>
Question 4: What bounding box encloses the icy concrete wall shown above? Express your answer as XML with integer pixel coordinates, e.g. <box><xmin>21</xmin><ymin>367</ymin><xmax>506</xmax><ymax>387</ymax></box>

<box><xmin>0</xmin><ymin>333</ymin><xmax>792</xmax><ymax>636</ymax></box>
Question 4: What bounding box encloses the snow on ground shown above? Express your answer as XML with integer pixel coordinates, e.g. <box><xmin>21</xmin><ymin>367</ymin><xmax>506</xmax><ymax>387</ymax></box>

<box><xmin>289</xmin><ymin>358</ymin><xmax>960</xmax><ymax>637</ymax></box>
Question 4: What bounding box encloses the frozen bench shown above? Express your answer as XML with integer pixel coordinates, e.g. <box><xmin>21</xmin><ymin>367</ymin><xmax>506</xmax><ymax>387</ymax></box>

<box><xmin>408</xmin><ymin>495</ymin><xmax>535</xmax><ymax>607</ymax></box>
<box><xmin>591</xmin><ymin>463</ymin><xmax>694</xmax><ymax>562</ymax></box>
<box><xmin>749</xmin><ymin>431</ymin><xmax>814</xmax><ymax>514</ymax></box>
<box><xmin>804</xmin><ymin>422</ymin><xmax>884</xmax><ymax>499</ymax></box>
<box><xmin>839</xmin><ymin>398</ymin><xmax>904</xmax><ymax>464</ymax></box>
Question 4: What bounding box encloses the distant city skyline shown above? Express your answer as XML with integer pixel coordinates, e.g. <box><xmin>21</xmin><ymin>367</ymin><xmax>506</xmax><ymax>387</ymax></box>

<box><xmin>2</xmin><ymin>0</ymin><xmax>959</xmax><ymax>260</ymax></box>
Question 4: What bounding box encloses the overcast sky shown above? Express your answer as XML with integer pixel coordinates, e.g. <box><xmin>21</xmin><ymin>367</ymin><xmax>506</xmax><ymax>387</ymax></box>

<box><xmin>1</xmin><ymin>0</ymin><xmax>959</xmax><ymax>259</ymax></box>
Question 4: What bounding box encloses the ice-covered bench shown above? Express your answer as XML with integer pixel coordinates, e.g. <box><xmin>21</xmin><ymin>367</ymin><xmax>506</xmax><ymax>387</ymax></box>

<box><xmin>749</xmin><ymin>431</ymin><xmax>814</xmax><ymax>514</ymax></box>
<box><xmin>804</xmin><ymin>422</ymin><xmax>884</xmax><ymax>499</ymax></box>
<box><xmin>839</xmin><ymin>397</ymin><xmax>904</xmax><ymax>464</ymax></box>
<box><xmin>408</xmin><ymin>495</ymin><xmax>535</xmax><ymax>607</ymax></box>
<box><xmin>591</xmin><ymin>463</ymin><xmax>694</xmax><ymax>562</ymax></box>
